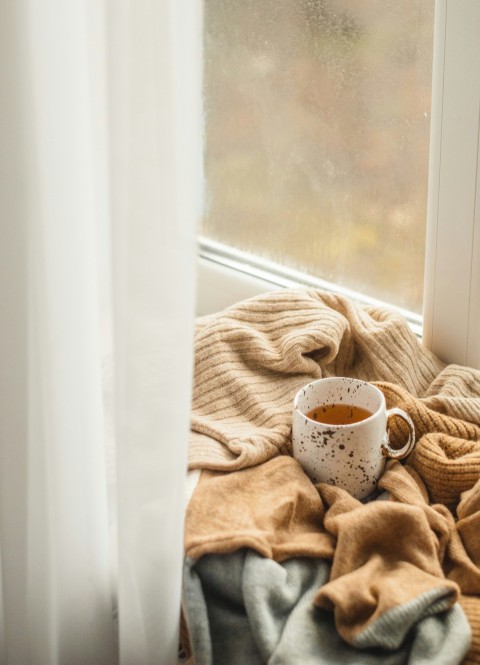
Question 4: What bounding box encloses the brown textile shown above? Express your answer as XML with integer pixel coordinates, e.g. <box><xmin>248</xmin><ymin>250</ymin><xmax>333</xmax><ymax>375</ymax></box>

<box><xmin>313</xmin><ymin>461</ymin><xmax>480</xmax><ymax>644</ymax></box>
<box><xmin>184</xmin><ymin>455</ymin><xmax>334</xmax><ymax>561</ymax></box>
<box><xmin>378</xmin><ymin>382</ymin><xmax>480</xmax><ymax>509</ymax></box>
<box><xmin>185</xmin><ymin>458</ymin><xmax>480</xmax><ymax>662</ymax></box>
<box><xmin>458</xmin><ymin>479</ymin><xmax>480</xmax><ymax>570</ymax></box>
<box><xmin>314</xmin><ymin>494</ymin><xmax>458</xmax><ymax>642</ymax></box>
<box><xmin>187</xmin><ymin>290</ymin><xmax>480</xmax><ymax>663</ymax></box>
<box><xmin>378</xmin><ymin>462</ymin><xmax>480</xmax><ymax>595</ymax></box>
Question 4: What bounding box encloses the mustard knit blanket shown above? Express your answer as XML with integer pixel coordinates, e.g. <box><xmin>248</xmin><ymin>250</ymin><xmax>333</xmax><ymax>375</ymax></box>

<box><xmin>186</xmin><ymin>289</ymin><xmax>480</xmax><ymax>664</ymax></box>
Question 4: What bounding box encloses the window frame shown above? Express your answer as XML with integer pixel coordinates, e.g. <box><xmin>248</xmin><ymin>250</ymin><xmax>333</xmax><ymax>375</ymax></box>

<box><xmin>197</xmin><ymin>0</ymin><xmax>480</xmax><ymax>370</ymax></box>
<box><xmin>422</xmin><ymin>0</ymin><xmax>480</xmax><ymax>368</ymax></box>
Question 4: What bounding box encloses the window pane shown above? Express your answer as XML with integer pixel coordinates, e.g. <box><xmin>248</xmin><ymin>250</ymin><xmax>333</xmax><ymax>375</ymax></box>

<box><xmin>201</xmin><ymin>0</ymin><xmax>434</xmax><ymax>314</ymax></box>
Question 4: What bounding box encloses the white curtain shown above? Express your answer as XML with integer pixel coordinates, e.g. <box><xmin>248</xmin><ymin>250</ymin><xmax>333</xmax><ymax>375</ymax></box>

<box><xmin>0</xmin><ymin>0</ymin><xmax>202</xmax><ymax>663</ymax></box>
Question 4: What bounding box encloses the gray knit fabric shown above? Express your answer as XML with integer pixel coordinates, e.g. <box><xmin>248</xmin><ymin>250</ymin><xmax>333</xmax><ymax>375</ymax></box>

<box><xmin>183</xmin><ymin>550</ymin><xmax>471</xmax><ymax>665</ymax></box>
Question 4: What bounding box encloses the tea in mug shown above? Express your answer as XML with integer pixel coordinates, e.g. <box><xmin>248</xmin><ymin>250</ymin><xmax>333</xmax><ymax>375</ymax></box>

<box><xmin>306</xmin><ymin>403</ymin><xmax>372</xmax><ymax>426</ymax></box>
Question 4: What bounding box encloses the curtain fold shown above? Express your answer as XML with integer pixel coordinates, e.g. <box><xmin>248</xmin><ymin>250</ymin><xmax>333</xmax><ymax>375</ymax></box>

<box><xmin>0</xmin><ymin>3</ymin><xmax>30</xmax><ymax>659</ymax></box>
<box><xmin>0</xmin><ymin>0</ymin><xmax>201</xmax><ymax>663</ymax></box>
<box><xmin>108</xmin><ymin>0</ymin><xmax>202</xmax><ymax>663</ymax></box>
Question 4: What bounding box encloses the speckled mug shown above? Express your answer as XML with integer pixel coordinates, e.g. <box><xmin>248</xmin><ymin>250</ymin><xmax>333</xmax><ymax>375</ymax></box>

<box><xmin>292</xmin><ymin>377</ymin><xmax>415</xmax><ymax>500</ymax></box>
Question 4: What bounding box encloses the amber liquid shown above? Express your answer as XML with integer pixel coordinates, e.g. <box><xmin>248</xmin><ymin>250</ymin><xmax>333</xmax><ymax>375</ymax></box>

<box><xmin>306</xmin><ymin>403</ymin><xmax>373</xmax><ymax>425</ymax></box>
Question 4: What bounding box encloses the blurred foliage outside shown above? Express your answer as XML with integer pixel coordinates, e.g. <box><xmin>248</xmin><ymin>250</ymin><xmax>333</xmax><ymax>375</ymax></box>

<box><xmin>201</xmin><ymin>0</ymin><xmax>435</xmax><ymax>313</ymax></box>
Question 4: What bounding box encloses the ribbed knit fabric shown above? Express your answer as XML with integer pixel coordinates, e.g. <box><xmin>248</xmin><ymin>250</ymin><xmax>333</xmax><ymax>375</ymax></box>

<box><xmin>190</xmin><ymin>289</ymin><xmax>446</xmax><ymax>471</ymax></box>
<box><xmin>378</xmin><ymin>382</ymin><xmax>480</xmax><ymax>509</ymax></box>
<box><xmin>458</xmin><ymin>479</ymin><xmax>480</xmax><ymax>570</ymax></box>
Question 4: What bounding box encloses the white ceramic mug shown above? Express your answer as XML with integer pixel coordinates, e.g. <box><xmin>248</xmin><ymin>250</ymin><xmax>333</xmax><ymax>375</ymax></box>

<box><xmin>292</xmin><ymin>377</ymin><xmax>415</xmax><ymax>500</ymax></box>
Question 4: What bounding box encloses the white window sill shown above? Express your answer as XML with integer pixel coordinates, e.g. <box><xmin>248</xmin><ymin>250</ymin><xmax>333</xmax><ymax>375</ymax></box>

<box><xmin>196</xmin><ymin>237</ymin><xmax>423</xmax><ymax>339</ymax></box>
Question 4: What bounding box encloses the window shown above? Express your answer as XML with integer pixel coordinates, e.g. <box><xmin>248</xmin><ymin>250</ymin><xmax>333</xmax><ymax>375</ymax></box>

<box><xmin>198</xmin><ymin>0</ymin><xmax>480</xmax><ymax>370</ymax></box>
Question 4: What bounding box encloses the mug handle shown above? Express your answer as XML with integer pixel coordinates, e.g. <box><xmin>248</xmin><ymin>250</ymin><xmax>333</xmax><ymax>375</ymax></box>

<box><xmin>381</xmin><ymin>408</ymin><xmax>416</xmax><ymax>459</ymax></box>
